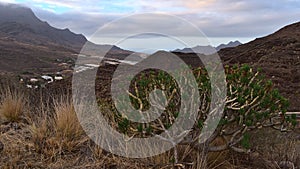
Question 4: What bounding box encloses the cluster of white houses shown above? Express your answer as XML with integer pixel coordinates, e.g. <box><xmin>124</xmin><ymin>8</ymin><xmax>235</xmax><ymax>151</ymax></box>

<box><xmin>20</xmin><ymin>55</ymin><xmax>140</xmax><ymax>89</ymax></box>
<box><xmin>20</xmin><ymin>73</ymin><xmax>64</xmax><ymax>89</ymax></box>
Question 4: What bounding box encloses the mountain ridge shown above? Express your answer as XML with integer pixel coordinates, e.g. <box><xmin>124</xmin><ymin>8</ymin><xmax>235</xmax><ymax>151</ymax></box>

<box><xmin>0</xmin><ymin>3</ymin><xmax>87</xmax><ymax>52</ymax></box>
<box><xmin>173</xmin><ymin>40</ymin><xmax>242</xmax><ymax>55</ymax></box>
<box><xmin>216</xmin><ymin>40</ymin><xmax>242</xmax><ymax>51</ymax></box>
<box><xmin>0</xmin><ymin>3</ymin><xmax>131</xmax><ymax>73</ymax></box>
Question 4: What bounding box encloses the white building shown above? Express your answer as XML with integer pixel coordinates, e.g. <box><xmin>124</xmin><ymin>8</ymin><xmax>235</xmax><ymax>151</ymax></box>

<box><xmin>54</xmin><ymin>76</ymin><xmax>63</xmax><ymax>80</ymax></box>
<box><xmin>41</xmin><ymin>75</ymin><xmax>54</xmax><ymax>83</ymax></box>
<box><xmin>30</xmin><ymin>78</ymin><xmax>39</xmax><ymax>83</ymax></box>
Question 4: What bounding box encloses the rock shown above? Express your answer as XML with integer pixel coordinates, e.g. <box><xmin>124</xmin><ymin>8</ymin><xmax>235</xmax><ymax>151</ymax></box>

<box><xmin>0</xmin><ymin>141</ymin><xmax>4</xmax><ymax>152</ymax></box>
<box><xmin>278</xmin><ymin>161</ymin><xmax>295</xmax><ymax>169</ymax></box>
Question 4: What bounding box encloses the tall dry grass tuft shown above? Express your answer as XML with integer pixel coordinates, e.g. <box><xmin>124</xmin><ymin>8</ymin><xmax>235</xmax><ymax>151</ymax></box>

<box><xmin>53</xmin><ymin>99</ymin><xmax>87</xmax><ymax>153</ymax></box>
<box><xmin>29</xmin><ymin>97</ymin><xmax>88</xmax><ymax>160</ymax></box>
<box><xmin>29</xmin><ymin>103</ymin><xmax>53</xmax><ymax>154</ymax></box>
<box><xmin>0</xmin><ymin>87</ymin><xmax>27</xmax><ymax>123</ymax></box>
<box><xmin>54</xmin><ymin>99</ymin><xmax>84</xmax><ymax>141</ymax></box>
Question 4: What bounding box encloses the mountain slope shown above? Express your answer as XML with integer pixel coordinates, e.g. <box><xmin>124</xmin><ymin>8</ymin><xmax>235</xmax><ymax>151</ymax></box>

<box><xmin>219</xmin><ymin>21</ymin><xmax>300</xmax><ymax>111</ymax></box>
<box><xmin>0</xmin><ymin>4</ymin><xmax>87</xmax><ymax>52</ymax></box>
<box><xmin>0</xmin><ymin>3</ymin><xmax>131</xmax><ymax>74</ymax></box>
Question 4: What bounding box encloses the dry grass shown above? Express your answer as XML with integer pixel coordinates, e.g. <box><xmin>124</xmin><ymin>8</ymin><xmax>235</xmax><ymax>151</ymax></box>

<box><xmin>0</xmin><ymin>87</ymin><xmax>27</xmax><ymax>123</ymax></box>
<box><xmin>53</xmin><ymin>99</ymin><xmax>84</xmax><ymax>141</ymax></box>
<box><xmin>29</xmin><ymin>113</ymin><xmax>52</xmax><ymax>154</ymax></box>
<box><xmin>29</xmin><ymin>98</ymin><xmax>88</xmax><ymax>158</ymax></box>
<box><xmin>234</xmin><ymin>128</ymin><xmax>300</xmax><ymax>169</ymax></box>
<box><xmin>0</xmin><ymin>84</ymin><xmax>298</xmax><ymax>168</ymax></box>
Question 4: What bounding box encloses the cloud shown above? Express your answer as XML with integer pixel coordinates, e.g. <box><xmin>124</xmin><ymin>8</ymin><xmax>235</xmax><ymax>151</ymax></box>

<box><xmin>3</xmin><ymin>0</ymin><xmax>300</xmax><ymax>47</ymax></box>
<box><xmin>32</xmin><ymin>8</ymin><xmax>120</xmax><ymax>36</ymax></box>
<box><xmin>0</xmin><ymin>0</ymin><xmax>16</xmax><ymax>3</ymax></box>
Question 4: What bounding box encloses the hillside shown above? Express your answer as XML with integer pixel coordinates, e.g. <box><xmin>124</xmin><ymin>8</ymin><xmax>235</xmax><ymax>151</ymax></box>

<box><xmin>0</xmin><ymin>4</ymin><xmax>87</xmax><ymax>52</ymax></box>
<box><xmin>0</xmin><ymin>4</ymin><xmax>130</xmax><ymax>74</ymax></box>
<box><xmin>219</xmin><ymin>22</ymin><xmax>300</xmax><ymax>111</ymax></box>
<box><xmin>0</xmin><ymin>3</ymin><xmax>299</xmax><ymax>111</ymax></box>
<box><xmin>169</xmin><ymin>22</ymin><xmax>300</xmax><ymax>111</ymax></box>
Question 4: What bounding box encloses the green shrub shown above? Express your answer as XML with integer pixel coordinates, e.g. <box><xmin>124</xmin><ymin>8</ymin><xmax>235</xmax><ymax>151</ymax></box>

<box><xmin>106</xmin><ymin>64</ymin><xmax>296</xmax><ymax>153</ymax></box>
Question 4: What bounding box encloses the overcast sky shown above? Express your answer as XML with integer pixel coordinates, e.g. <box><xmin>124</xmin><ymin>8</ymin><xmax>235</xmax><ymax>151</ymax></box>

<box><xmin>1</xmin><ymin>0</ymin><xmax>300</xmax><ymax>52</ymax></box>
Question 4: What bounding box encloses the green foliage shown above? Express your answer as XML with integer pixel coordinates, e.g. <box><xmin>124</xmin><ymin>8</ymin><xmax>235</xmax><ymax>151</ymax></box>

<box><xmin>107</xmin><ymin>64</ymin><xmax>296</xmax><ymax>152</ymax></box>
<box><xmin>285</xmin><ymin>114</ymin><xmax>298</xmax><ymax>127</ymax></box>
<box><xmin>241</xmin><ymin>133</ymin><xmax>251</xmax><ymax>149</ymax></box>
<box><xmin>118</xmin><ymin>118</ymin><xmax>130</xmax><ymax>134</ymax></box>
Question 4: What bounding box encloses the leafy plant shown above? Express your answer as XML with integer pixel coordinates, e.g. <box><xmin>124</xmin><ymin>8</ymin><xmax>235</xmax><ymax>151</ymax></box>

<box><xmin>108</xmin><ymin>64</ymin><xmax>297</xmax><ymax>157</ymax></box>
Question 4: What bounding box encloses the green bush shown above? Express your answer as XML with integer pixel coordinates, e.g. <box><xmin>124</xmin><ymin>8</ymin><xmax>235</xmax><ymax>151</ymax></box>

<box><xmin>107</xmin><ymin>64</ymin><xmax>296</xmax><ymax>153</ymax></box>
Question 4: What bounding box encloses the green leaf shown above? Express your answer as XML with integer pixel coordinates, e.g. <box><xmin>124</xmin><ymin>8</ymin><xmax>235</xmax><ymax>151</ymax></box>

<box><xmin>241</xmin><ymin>133</ymin><xmax>251</xmax><ymax>149</ymax></box>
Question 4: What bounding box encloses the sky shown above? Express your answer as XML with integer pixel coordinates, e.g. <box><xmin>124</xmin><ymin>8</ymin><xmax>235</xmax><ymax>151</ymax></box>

<box><xmin>1</xmin><ymin>0</ymin><xmax>300</xmax><ymax>52</ymax></box>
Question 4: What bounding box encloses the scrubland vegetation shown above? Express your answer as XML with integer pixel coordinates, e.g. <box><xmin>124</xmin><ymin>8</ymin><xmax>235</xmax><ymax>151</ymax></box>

<box><xmin>0</xmin><ymin>65</ymin><xmax>298</xmax><ymax>168</ymax></box>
